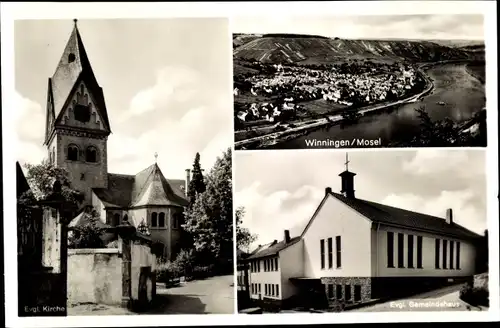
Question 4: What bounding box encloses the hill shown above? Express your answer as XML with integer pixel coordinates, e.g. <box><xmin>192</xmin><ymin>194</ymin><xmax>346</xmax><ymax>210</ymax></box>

<box><xmin>233</xmin><ymin>35</ymin><xmax>477</xmax><ymax>64</ymax></box>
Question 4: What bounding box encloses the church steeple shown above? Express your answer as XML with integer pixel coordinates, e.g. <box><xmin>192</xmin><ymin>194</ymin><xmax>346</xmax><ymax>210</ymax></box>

<box><xmin>339</xmin><ymin>153</ymin><xmax>356</xmax><ymax>199</ymax></box>
<box><xmin>44</xmin><ymin>19</ymin><xmax>111</xmax><ymax>145</ymax></box>
<box><xmin>44</xmin><ymin>20</ymin><xmax>111</xmax><ymax>206</ymax></box>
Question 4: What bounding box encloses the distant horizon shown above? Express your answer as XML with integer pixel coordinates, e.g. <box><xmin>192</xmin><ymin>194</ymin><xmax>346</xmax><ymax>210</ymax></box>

<box><xmin>234</xmin><ymin>32</ymin><xmax>484</xmax><ymax>43</ymax></box>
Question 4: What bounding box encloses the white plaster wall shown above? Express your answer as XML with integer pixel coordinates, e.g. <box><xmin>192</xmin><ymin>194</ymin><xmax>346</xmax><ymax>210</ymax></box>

<box><xmin>280</xmin><ymin>239</ymin><xmax>304</xmax><ymax>300</ymax></box>
<box><xmin>248</xmin><ymin>257</ymin><xmax>281</xmax><ymax>300</ymax></box>
<box><xmin>303</xmin><ymin>195</ymin><xmax>372</xmax><ymax>278</ymax></box>
<box><xmin>42</xmin><ymin>208</ymin><xmax>62</xmax><ymax>273</ymax></box>
<box><xmin>131</xmin><ymin>243</ymin><xmax>155</xmax><ymax>301</ymax></box>
<box><xmin>374</xmin><ymin>224</ymin><xmax>477</xmax><ymax>277</ymax></box>
<box><xmin>67</xmin><ymin>248</ymin><xmax>122</xmax><ymax>305</ymax></box>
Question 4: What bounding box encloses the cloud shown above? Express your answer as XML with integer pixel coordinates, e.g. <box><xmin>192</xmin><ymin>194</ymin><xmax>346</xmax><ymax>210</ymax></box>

<box><xmin>15</xmin><ymin>91</ymin><xmax>46</xmax><ymax>165</ymax></box>
<box><xmin>402</xmin><ymin>149</ymin><xmax>481</xmax><ymax>178</ymax></box>
<box><xmin>127</xmin><ymin>65</ymin><xmax>201</xmax><ymax>118</ymax></box>
<box><xmin>236</xmin><ymin>182</ymin><xmax>324</xmax><ymax>248</ymax></box>
<box><xmin>381</xmin><ymin>189</ymin><xmax>486</xmax><ymax>235</ymax></box>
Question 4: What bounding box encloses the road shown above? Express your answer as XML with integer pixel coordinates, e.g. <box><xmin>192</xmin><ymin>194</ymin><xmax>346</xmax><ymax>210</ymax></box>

<box><xmin>350</xmin><ymin>283</ymin><xmax>482</xmax><ymax>312</ymax></box>
<box><xmin>68</xmin><ymin>275</ymin><xmax>235</xmax><ymax>315</ymax></box>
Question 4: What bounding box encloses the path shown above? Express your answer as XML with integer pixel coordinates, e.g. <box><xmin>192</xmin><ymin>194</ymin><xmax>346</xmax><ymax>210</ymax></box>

<box><xmin>350</xmin><ymin>283</ymin><xmax>482</xmax><ymax>312</ymax></box>
<box><xmin>68</xmin><ymin>275</ymin><xmax>235</xmax><ymax>315</ymax></box>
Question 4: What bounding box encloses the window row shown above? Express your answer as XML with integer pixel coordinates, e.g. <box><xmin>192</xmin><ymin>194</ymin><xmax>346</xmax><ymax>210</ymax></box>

<box><xmin>320</xmin><ymin>236</ymin><xmax>341</xmax><ymax>269</ymax></box>
<box><xmin>250</xmin><ymin>260</ymin><xmax>261</xmax><ymax>273</ymax></box>
<box><xmin>150</xmin><ymin>212</ymin><xmax>182</xmax><ymax>229</ymax></box>
<box><xmin>264</xmin><ymin>283</ymin><xmax>280</xmax><ymax>298</ymax></box>
<box><xmin>264</xmin><ymin>257</ymin><xmax>279</xmax><ymax>272</ymax></box>
<box><xmin>250</xmin><ymin>283</ymin><xmax>261</xmax><ymax>295</ymax></box>
<box><xmin>387</xmin><ymin>232</ymin><xmax>423</xmax><ymax>269</ymax></box>
<box><xmin>435</xmin><ymin>239</ymin><xmax>461</xmax><ymax>270</ymax></box>
<box><xmin>67</xmin><ymin>144</ymin><xmax>99</xmax><ymax>163</ymax></box>
<box><xmin>327</xmin><ymin>284</ymin><xmax>362</xmax><ymax>303</ymax></box>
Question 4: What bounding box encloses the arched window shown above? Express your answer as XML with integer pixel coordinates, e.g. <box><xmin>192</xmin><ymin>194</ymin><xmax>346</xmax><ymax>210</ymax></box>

<box><xmin>151</xmin><ymin>212</ymin><xmax>158</xmax><ymax>227</ymax></box>
<box><xmin>86</xmin><ymin>146</ymin><xmax>98</xmax><ymax>163</ymax></box>
<box><xmin>173</xmin><ymin>213</ymin><xmax>181</xmax><ymax>229</ymax></box>
<box><xmin>123</xmin><ymin>214</ymin><xmax>128</xmax><ymax>223</ymax></box>
<box><xmin>158</xmin><ymin>212</ymin><xmax>165</xmax><ymax>228</ymax></box>
<box><xmin>68</xmin><ymin>53</ymin><xmax>76</xmax><ymax>63</ymax></box>
<box><xmin>113</xmin><ymin>213</ymin><xmax>120</xmax><ymax>226</ymax></box>
<box><xmin>67</xmin><ymin>144</ymin><xmax>79</xmax><ymax>161</ymax></box>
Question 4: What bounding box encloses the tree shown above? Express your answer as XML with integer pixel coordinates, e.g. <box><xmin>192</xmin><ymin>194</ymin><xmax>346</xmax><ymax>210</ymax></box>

<box><xmin>68</xmin><ymin>208</ymin><xmax>106</xmax><ymax>249</ymax></box>
<box><xmin>187</xmin><ymin>152</ymin><xmax>206</xmax><ymax>207</ymax></box>
<box><xmin>174</xmin><ymin>249</ymin><xmax>196</xmax><ymax>277</ymax></box>
<box><xmin>183</xmin><ymin>148</ymin><xmax>233</xmax><ymax>267</ymax></box>
<box><xmin>236</xmin><ymin>207</ymin><xmax>257</xmax><ymax>253</ymax></box>
<box><xmin>409</xmin><ymin>107</ymin><xmax>480</xmax><ymax>147</ymax></box>
<box><xmin>20</xmin><ymin>160</ymin><xmax>84</xmax><ymax>207</ymax></box>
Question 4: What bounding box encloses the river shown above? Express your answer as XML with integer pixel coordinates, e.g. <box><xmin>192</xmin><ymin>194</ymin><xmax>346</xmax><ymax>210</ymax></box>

<box><xmin>272</xmin><ymin>63</ymin><xmax>485</xmax><ymax>149</ymax></box>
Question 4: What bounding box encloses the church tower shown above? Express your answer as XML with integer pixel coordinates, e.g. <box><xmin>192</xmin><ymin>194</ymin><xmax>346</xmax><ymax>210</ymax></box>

<box><xmin>339</xmin><ymin>153</ymin><xmax>356</xmax><ymax>199</ymax></box>
<box><xmin>44</xmin><ymin>19</ymin><xmax>111</xmax><ymax>205</ymax></box>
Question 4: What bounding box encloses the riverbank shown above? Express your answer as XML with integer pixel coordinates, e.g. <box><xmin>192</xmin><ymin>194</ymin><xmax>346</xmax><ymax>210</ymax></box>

<box><xmin>235</xmin><ymin>65</ymin><xmax>434</xmax><ymax>150</ymax></box>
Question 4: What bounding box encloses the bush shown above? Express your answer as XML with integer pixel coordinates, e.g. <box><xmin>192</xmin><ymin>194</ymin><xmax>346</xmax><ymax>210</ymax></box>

<box><xmin>156</xmin><ymin>261</ymin><xmax>181</xmax><ymax>284</ymax></box>
<box><xmin>191</xmin><ymin>265</ymin><xmax>215</xmax><ymax>280</ymax></box>
<box><xmin>459</xmin><ymin>285</ymin><xmax>489</xmax><ymax>307</ymax></box>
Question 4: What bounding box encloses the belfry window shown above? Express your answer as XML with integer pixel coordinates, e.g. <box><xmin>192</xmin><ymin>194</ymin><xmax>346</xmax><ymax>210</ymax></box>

<box><xmin>68</xmin><ymin>53</ymin><xmax>76</xmax><ymax>63</ymax></box>
<box><xmin>86</xmin><ymin>146</ymin><xmax>98</xmax><ymax>163</ymax></box>
<box><xmin>158</xmin><ymin>213</ymin><xmax>166</xmax><ymax>228</ymax></box>
<box><xmin>67</xmin><ymin>145</ymin><xmax>79</xmax><ymax>161</ymax></box>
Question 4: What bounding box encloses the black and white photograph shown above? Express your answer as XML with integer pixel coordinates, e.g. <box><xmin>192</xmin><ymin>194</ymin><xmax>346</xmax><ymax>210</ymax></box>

<box><xmin>15</xmin><ymin>18</ymin><xmax>235</xmax><ymax>316</ymax></box>
<box><xmin>233</xmin><ymin>15</ymin><xmax>487</xmax><ymax>150</ymax></box>
<box><xmin>236</xmin><ymin>150</ymin><xmax>489</xmax><ymax>313</ymax></box>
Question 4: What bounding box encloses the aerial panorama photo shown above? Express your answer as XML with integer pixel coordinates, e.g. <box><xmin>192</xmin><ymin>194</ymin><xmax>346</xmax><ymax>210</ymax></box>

<box><xmin>232</xmin><ymin>15</ymin><xmax>486</xmax><ymax>150</ymax></box>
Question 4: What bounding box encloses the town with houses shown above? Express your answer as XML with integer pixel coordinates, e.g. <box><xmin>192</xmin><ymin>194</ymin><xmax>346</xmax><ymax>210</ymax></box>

<box><xmin>234</xmin><ymin>60</ymin><xmax>421</xmax><ymax>125</ymax></box>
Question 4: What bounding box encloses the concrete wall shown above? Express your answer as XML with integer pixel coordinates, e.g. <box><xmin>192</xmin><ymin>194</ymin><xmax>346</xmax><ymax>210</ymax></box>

<box><xmin>374</xmin><ymin>224</ymin><xmax>477</xmax><ymax>277</ymax></box>
<box><xmin>303</xmin><ymin>195</ymin><xmax>372</xmax><ymax>278</ymax></box>
<box><xmin>42</xmin><ymin>208</ymin><xmax>62</xmax><ymax>273</ymax></box>
<box><xmin>280</xmin><ymin>240</ymin><xmax>304</xmax><ymax>300</ymax></box>
<box><xmin>131</xmin><ymin>243</ymin><xmax>156</xmax><ymax>302</ymax></box>
<box><xmin>67</xmin><ymin>248</ymin><xmax>122</xmax><ymax>305</ymax></box>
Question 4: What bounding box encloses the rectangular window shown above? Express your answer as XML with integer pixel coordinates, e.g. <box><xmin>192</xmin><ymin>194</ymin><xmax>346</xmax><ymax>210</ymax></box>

<box><xmin>265</xmin><ymin>284</ymin><xmax>268</xmax><ymax>296</ymax></box>
<box><xmin>354</xmin><ymin>285</ymin><xmax>362</xmax><ymax>302</ymax></box>
<box><xmin>456</xmin><ymin>242</ymin><xmax>461</xmax><ymax>269</ymax></box>
<box><xmin>450</xmin><ymin>241</ymin><xmax>454</xmax><ymax>269</ymax></box>
<box><xmin>263</xmin><ymin>260</ymin><xmax>267</xmax><ymax>272</ymax></box>
<box><xmin>387</xmin><ymin>231</ymin><xmax>394</xmax><ymax>267</ymax></box>
<box><xmin>328</xmin><ymin>237</ymin><xmax>333</xmax><ymax>268</ymax></box>
<box><xmin>407</xmin><ymin>234</ymin><xmax>414</xmax><ymax>268</ymax></box>
<box><xmin>258</xmin><ymin>283</ymin><xmax>261</xmax><ymax>294</ymax></box>
<box><xmin>336</xmin><ymin>236</ymin><xmax>342</xmax><ymax>268</ymax></box>
<box><xmin>275</xmin><ymin>258</ymin><xmax>278</xmax><ymax>271</ymax></box>
<box><xmin>417</xmin><ymin>236</ymin><xmax>423</xmax><ymax>268</ymax></box>
<box><xmin>258</xmin><ymin>260</ymin><xmax>260</xmax><ymax>272</ymax></box>
<box><xmin>336</xmin><ymin>285</ymin><xmax>343</xmax><ymax>299</ymax></box>
<box><xmin>345</xmin><ymin>284</ymin><xmax>351</xmax><ymax>301</ymax></box>
<box><xmin>443</xmin><ymin>240</ymin><xmax>448</xmax><ymax>269</ymax></box>
<box><xmin>276</xmin><ymin>284</ymin><xmax>279</xmax><ymax>297</ymax></box>
<box><xmin>271</xmin><ymin>284</ymin><xmax>275</xmax><ymax>296</ymax></box>
<box><xmin>397</xmin><ymin>233</ymin><xmax>405</xmax><ymax>268</ymax></box>
<box><xmin>435</xmin><ymin>239</ymin><xmax>440</xmax><ymax>269</ymax></box>
<box><xmin>328</xmin><ymin>284</ymin><xmax>334</xmax><ymax>299</ymax></box>
<box><xmin>320</xmin><ymin>239</ymin><xmax>325</xmax><ymax>269</ymax></box>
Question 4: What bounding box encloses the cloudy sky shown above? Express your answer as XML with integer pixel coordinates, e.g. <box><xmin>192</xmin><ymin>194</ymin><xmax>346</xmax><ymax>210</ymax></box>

<box><xmin>15</xmin><ymin>18</ymin><xmax>231</xmax><ymax>178</ymax></box>
<box><xmin>233</xmin><ymin>14</ymin><xmax>484</xmax><ymax>40</ymax></box>
<box><xmin>235</xmin><ymin>149</ymin><xmax>487</xmax><ymax>250</ymax></box>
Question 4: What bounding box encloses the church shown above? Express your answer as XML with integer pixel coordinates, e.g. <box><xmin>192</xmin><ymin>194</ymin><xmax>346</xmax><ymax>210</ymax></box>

<box><xmin>241</xmin><ymin>156</ymin><xmax>485</xmax><ymax>310</ymax></box>
<box><xmin>43</xmin><ymin>20</ymin><xmax>190</xmax><ymax>260</ymax></box>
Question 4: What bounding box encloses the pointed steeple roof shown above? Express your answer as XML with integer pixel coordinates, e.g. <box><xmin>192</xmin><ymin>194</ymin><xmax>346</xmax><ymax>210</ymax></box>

<box><xmin>48</xmin><ymin>19</ymin><xmax>111</xmax><ymax>136</ymax></box>
<box><xmin>132</xmin><ymin>164</ymin><xmax>189</xmax><ymax>207</ymax></box>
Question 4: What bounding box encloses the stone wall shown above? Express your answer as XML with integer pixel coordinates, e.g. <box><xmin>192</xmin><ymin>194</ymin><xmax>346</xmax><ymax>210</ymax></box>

<box><xmin>67</xmin><ymin>248</ymin><xmax>122</xmax><ymax>305</ymax></box>
<box><xmin>321</xmin><ymin>276</ymin><xmax>372</xmax><ymax>306</ymax></box>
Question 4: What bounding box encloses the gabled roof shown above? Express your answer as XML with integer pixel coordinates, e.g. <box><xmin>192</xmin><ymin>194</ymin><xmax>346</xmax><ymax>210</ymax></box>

<box><xmin>47</xmin><ymin>20</ymin><xmax>111</xmax><ymax>142</ymax></box>
<box><xmin>301</xmin><ymin>191</ymin><xmax>482</xmax><ymax>241</ymax></box>
<box><xmin>16</xmin><ymin>162</ymin><xmax>31</xmax><ymax>198</ymax></box>
<box><xmin>246</xmin><ymin>236</ymin><xmax>301</xmax><ymax>260</ymax></box>
<box><xmin>93</xmin><ymin>163</ymin><xmax>189</xmax><ymax>209</ymax></box>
